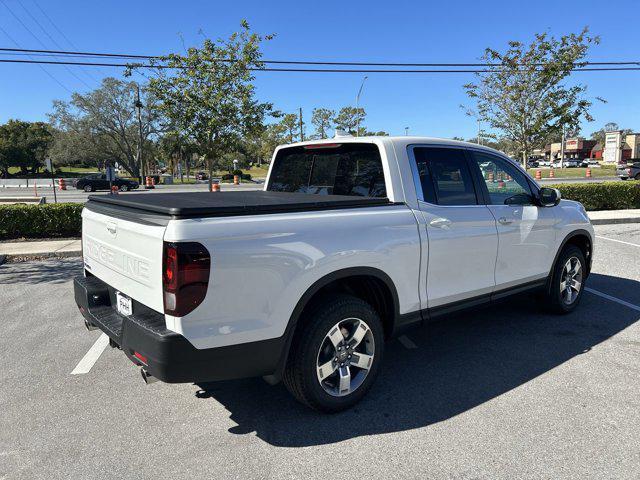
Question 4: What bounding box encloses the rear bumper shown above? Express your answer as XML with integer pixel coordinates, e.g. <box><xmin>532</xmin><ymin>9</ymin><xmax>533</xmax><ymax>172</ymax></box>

<box><xmin>74</xmin><ymin>274</ymin><xmax>285</xmax><ymax>383</ymax></box>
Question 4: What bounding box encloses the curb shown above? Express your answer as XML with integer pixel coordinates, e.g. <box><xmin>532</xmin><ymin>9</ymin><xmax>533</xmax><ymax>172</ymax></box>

<box><xmin>589</xmin><ymin>217</ymin><xmax>640</xmax><ymax>226</ymax></box>
<box><xmin>2</xmin><ymin>250</ymin><xmax>82</xmax><ymax>263</ymax></box>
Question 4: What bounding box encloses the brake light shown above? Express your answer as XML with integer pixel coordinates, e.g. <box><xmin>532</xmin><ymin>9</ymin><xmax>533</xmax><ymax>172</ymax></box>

<box><xmin>627</xmin><ymin>168</ymin><xmax>632</xmax><ymax>175</ymax></box>
<box><xmin>162</xmin><ymin>242</ymin><xmax>211</xmax><ymax>317</ymax></box>
<box><xmin>303</xmin><ymin>143</ymin><xmax>342</xmax><ymax>149</ymax></box>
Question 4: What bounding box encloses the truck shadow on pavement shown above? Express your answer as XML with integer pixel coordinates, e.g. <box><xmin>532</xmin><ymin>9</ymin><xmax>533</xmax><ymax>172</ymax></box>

<box><xmin>0</xmin><ymin>258</ymin><xmax>81</xmax><ymax>285</ymax></box>
<box><xmin>195</xmin><ymin>273</ymin><xmax>640</xmax><ymax>447</ymax></box>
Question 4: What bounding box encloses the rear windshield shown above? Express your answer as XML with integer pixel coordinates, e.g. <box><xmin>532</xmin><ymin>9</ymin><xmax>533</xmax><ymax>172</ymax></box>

<box><xmin>267</xmin><ymin>143</ymin><xmax>386</xmax><ymax>197</ymax></box>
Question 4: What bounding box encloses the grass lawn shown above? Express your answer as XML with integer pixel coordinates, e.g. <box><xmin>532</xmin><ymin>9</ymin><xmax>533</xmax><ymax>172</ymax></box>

<box><xmin>526</xmin><ymin>165</ymin><xmax>617</xmax><ymax>179</ymax></box>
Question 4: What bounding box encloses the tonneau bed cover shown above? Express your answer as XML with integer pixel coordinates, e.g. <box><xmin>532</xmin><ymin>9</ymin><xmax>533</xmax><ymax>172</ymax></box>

<box><xmin>87</xmin><ymin>191</ymin><xmax>395</xmax><ymax>219</ymax></box>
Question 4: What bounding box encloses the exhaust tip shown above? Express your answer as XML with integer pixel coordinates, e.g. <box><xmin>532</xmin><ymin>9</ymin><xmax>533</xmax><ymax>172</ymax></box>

<box><xmin>140</xmin><ymin>368</ymin><xmax>158</xmax><ymax>385</ymax></box>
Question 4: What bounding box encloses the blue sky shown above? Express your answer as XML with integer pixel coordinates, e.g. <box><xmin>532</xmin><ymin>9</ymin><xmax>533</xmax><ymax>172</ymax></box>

<box><xmin>0</xmin><ymin>0</ymin><xmax>638</xmax><ymax>139</ymax></box>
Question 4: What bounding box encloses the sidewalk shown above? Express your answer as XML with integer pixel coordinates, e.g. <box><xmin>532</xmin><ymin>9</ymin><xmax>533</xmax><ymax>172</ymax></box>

<box><xmin>0</xmin><ymin>239</ymin><xmax>81</xmax><ymax>262</ymax></box>
<box><xmin>587</xmin><ymin>209</ymin><xmax>640</xmax><ymax>225</ymax></box>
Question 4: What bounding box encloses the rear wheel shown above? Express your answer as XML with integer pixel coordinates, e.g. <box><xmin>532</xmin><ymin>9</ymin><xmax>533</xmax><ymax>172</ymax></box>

<box><xmin>544</xmin><ymin>245</ymin><xmax>586</xmax><ymax>314</ymax></box>
<box><xmin>83</xmin><ymin>184</ymin><xmax>93</xmax><ymax>192</ymax></box>
<box><xmin>119</xmin><ymin>184</ymin><xmax>128</xmax><ymax>192</ymax></box>
<box><xmin>283</xmin><ymin>294</ymin><xmax>384</xmax><ymax>412</ymax></box>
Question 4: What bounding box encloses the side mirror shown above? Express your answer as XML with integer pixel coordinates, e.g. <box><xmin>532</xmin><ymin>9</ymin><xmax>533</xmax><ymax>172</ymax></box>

<box><xmin>505</xmin><ymin>193</ymin><xmax>534</xmax><ymax>206</ymax></box>
<box><xmin>538</xmin><ymin>187</ymin><xmax>561</xmax><ymax>207</ymax></box>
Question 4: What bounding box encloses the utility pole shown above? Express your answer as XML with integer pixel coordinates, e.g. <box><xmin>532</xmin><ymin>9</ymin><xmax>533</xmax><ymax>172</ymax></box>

<box><xmin>134</xmin><ymin>83</ymin><xmax>144</xmax><ymax>183</ymax></box>
<box><xmin>299</xmin><ymin>107</ymin><xmax>304</xmax><ymax>142</ymax></box>
<box><xmin>355</xmin><ymin>76</ymin><xmax>368</xmax><ymax>137</ymax></box>
<box><xmin>404</xmin><ymin>127</ymin><xmax>409</xmax><ymax>136</ymax></box>
<box><xmin>559</xmin><ymin>125</ymin><xmax>566</xmax><ymax>169</ymax></box>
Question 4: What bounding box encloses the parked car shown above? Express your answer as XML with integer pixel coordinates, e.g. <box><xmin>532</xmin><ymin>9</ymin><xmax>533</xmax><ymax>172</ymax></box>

<box><xmin>553</xmin><ymin>158</ymin><xmax>581</xmax><ymax>168</ymax></box>
<box><xmin>74</xmin><ymin>136</ymin><xmax>594</xmax><ymax>412</ymax></box>
<box><xmin>74</xmin><ymin>174</ymin><xmax>139</xmax><ymax>192</ymax></box>
<box><xmin>195</xmin><ymin>171</ymin><xmax>208</xmax><ymax>180</ymax></box>
<box><xmin>617</xmin><ymin>162</ymin><xmax>640</xmax><ymax>180</ymax></box>
<box><xmin>581</xmin><ymin>158</ymin><xmax>600</xmax><ymax>168</ymax></box>
<box><xmin>526</xmin><ymin>159</ymin><xmax>539</xmax><ymax>168</ymax></box>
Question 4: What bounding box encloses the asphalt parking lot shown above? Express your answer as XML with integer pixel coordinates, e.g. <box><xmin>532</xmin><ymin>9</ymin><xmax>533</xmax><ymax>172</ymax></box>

<box><xmin>1</xmin><ymin>224</ymin><xmax>639</xmax><ymax>479</ymax></box>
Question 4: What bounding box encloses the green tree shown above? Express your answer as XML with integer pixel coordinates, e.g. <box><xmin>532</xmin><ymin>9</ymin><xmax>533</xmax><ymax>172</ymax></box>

<box><xmin>259</xmin><ymin>123</ymin><xmax>287</xmax><ymax>162</ymax></box>
<box><xmin>141</xmin><ymin>21</ymin><xmax>273</xmax><ymax>191</ymax></box>
<box><xmin>48</xmin><ymin>78</ymin><xmax>163</xmax><ymax>176</ymax></box>
<box><xmin>334</xmin><ymin>107</ymin><xmax>365</xmax><ymax>135</ymax></box>
<box><xmin>0</xmin><ymin>120</ymin><xmax>53</xmax><ymax>176</ymax></box>
<box><xmin>311</xmin><ymin>108</ymin><xmax>334</xmax><ymax>139</ymax></box>
<box><xmin>464</xmin><ymin>28</ymin><xmax>602</xmax><ymax>165</ymax></box>
<box><xmin>280</xmin><ymin>113</ymin><xmax>300</xmax><ymax>143</ymax></box>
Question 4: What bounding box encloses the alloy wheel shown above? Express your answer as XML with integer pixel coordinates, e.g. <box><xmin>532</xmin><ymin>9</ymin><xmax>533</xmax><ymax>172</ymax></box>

<box><xmin>316</xmin><ymin>317</ymin><xmax>375</xmax><ymax>397</ymax></box>
<box><xmin>560</xmin><ymin>256</ymin><xmax>583</xmax><ymax>305</ymax></box>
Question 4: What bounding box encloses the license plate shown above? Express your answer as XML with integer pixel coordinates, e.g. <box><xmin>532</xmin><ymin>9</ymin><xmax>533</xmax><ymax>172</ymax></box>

<box><xmin>116</xmin><ymin>292</ymin><xmax>132</xmax><ymax>316</ymax></box>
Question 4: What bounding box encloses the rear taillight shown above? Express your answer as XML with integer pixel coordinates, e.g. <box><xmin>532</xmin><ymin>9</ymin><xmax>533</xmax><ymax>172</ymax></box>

<box><xmin>627</xmin><ymin>168</ymin><xmax>632</xmax><ymax>175</ymax></box>
<box><xmin>162</xmin><ymin>242</ymin><xmax>210</xmax><ymax>317</ymax></box>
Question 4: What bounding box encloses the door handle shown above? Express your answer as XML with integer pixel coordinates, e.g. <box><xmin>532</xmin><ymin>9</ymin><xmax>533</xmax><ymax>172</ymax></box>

<box><xmin>498</xmin><ymin>216</ymin><xmax>513</xmax><ymax>225</ymax></box>
<box><xmin>429</xmin><ymin>217</ymin><xmax>452</xmax><ymax>228</ymax></box>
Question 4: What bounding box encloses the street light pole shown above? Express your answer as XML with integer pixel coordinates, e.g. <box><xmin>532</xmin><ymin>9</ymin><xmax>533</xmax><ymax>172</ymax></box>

<box><xmin>355</xmin><ymin>76</ymin><xmax>368</xmax><ymax>137</ymax></box>
<box><xmin>404</xmin><ymin>127</ymin><xmax>409</xmax><ymax>136</ymax></box>
<box><xmin>135</xmin><ymin>83</ymin><xmax>144</xmax><ymax>183</ymax></box>
<box><xmin>560</xmin><ymin>125</ymin><xmax>566</xmax><ymax>169</ymax></box>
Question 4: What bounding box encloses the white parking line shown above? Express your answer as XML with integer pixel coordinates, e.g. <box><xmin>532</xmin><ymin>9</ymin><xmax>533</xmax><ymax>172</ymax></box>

<box><xmin>398</xmin><ymin>335</ymin><xmax>418</xmax><ymax>349</ymax></box>
<box><xmin>71</xmin><ymin>333</ymin><xmax>109</xmax><ymax>375</ymax></box>
<box><xmin>586</xmin><ymin>287</ymin><xmax>640</xmax><ymax>312</ymax></box>
<box><xmin>596</xmin><ymin>236</ymin><xmax>640</xmax><ymax>248</ymax></box>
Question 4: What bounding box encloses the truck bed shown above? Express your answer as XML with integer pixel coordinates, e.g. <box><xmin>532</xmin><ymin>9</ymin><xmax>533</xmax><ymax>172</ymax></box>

<box><xmin>87</xmin><ymin>191</ymin><xmax>395</xmax><ymax>219</ymax></box>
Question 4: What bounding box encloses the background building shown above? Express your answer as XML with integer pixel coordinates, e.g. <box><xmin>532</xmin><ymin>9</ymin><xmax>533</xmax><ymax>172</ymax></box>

<box><xmin>544</xmin><ymin>138</ymin><xmax>596</xmax><ymax>161</ymax></box>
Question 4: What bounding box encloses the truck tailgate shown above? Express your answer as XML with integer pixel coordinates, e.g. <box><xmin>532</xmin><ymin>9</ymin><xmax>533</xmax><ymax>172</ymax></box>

<box><xmin>81</xmin><ymin>206</ymin><xmax>165</xmax><ymax>313</ymax></box>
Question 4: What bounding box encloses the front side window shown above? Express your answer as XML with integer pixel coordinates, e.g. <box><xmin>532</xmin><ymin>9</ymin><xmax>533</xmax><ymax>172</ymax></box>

<box><xmin>471</xmin><ymin>151</ymin><xmax>533</xmax><ymax>205</ymax></box>
<box><xmin>267</xmin><ymin>143</ymin><xmax>386</xmax><ymax>197</ymax></box>
<box><xmin>412</xmin><ymin>147</ymin><xmax>478</xmax><ymax>206</ymax></box>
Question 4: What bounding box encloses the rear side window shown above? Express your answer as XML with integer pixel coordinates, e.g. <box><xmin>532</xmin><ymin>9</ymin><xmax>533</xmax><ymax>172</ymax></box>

<box><xmin>412</xmin><ymin>147</ymin><xmax>478</xmax><ymax>205</ymax></box>
<box><xmin>267</xmin><ymin>143</ymin><xmax>386</xmax><ymax>197</ymax></box>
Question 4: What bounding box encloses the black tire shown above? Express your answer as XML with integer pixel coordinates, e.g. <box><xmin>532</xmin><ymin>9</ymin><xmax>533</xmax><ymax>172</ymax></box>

<box><xmin>635</xmin><ymin>173</ymin><xmax>640</xmax><ymax>181</ymax></box>
<box><xmin>283</xmin><ymin>294</ymin><xmax>384</xmax><ymax>412</ymax></box>
<box><xmin>83</xmin><ymin>184</ymin><xmax>93</xmax><ymax>192</ymax></box>
<box><xmin>119</xmin><ymin>185</ymin><xmax>128</xmax><ymax>192</ymax></box>
<box><xmin>544</xmin><ymin>245</ymin><xmax>586</xmax><ymax>314</ymax></box>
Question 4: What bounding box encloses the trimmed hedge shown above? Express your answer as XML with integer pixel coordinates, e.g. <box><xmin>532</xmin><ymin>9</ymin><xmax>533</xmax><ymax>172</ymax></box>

<box><xmin>548</xmin><ymin>181</ymin><xmax>640</xmax><ymax>211</ymax></box>
<box><xmin>0</xmin><ymin>203</ymin><xmax>83</xmax><ymax>240</ymax></box>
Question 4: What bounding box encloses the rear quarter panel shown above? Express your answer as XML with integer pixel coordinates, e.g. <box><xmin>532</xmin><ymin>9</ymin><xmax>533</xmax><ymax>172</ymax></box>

<box><xmin>163</xmin><ymin>205</ymin><xmax>421</xmax><ymax>350</ymax></box>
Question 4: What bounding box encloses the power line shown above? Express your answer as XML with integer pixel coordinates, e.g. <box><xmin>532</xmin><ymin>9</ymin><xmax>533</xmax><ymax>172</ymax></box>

<box><xmin>1</xmin><ymin>0</ymin><xmax>92</xmax><ymax>89</ymax></box>
<box><xmin>16</xmin><ymin>0</ymin><xmax>99</xmax><ymax>83</ymax></box>
<box><xmin>0</xmin><ymin>24</ymin><xmax>71</xmax><ymax>92</ymax></box>
<box><xmin>0</xmin><ymin>46</ymin><xmax>639</xmax><ymax>68</ymax></box>
<box><xmin>1</xmin><ymin>57</ymin><xmax>639</xmax><ymax>73</ymax></box>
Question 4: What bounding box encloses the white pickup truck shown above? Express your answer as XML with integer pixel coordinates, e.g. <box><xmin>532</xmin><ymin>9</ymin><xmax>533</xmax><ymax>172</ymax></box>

<box><xmin>74</xmin><ymin>136</ymin><xmax>594</xmax><ymax>412</ymax></box>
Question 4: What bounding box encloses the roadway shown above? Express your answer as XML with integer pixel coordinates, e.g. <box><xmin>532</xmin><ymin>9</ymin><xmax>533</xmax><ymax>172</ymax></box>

<box><xmin>1</xmin><ymin>223</ymin><xmax>639</xmax><ymax>479</ymax></box>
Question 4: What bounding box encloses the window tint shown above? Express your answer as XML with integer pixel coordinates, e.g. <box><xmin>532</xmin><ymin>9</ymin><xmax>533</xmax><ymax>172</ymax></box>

<box><xmin>412</xmin><ymin>147</ymin><xmax>477</xmax><ymax>205</ymax></box>
<box><xmin>471</xmin><ymin>152</ymin><xmax>533</xmax><ymax>205</ymax></box>
<box><xmin>267</xmin><ymin>143</ymin><xmax>386</xmax><ymax>197</ymax></box>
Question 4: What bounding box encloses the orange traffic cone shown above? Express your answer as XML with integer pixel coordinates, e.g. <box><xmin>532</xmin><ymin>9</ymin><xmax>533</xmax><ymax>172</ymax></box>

<box><xmin>212</xmin><ymin>182</ymin><xmax>220</xmax><ymax>192</ymax></box>
<box><xmin>549</xmin><ymin>169</ymin><xmax>555</xmax><ymax>179</ymax></box>
<box><xmin>58</xmin><ymin>178</ymin><xmax>67</xmax><ymax>190</ymax></box>
<box><xmin>535</xmin><ymin>170</ymin><xmax>542</xmax><ymax>180</ymax></box>
<box><xmin>586</xmin><ymin>168</ymin><xmax>592</xmax><ymax>178</ymax></box>
<box><xmin>145</xmin><ymin>176</ymin><xmax>154</xmax><ymax>189</ymax></box>
<box><xmin>233</xmin><ymin>175</ymin><xmax>240</xmax><ymax>185</ymax></box>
